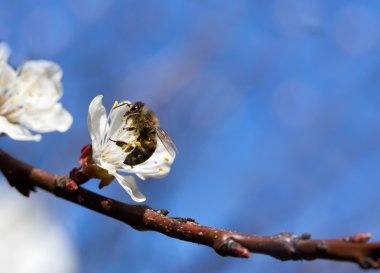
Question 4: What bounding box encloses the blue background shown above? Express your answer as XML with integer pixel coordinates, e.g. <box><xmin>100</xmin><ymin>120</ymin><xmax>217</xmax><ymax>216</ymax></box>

<box><xmin>1</xmin><ymin>0</ymin><xmax>380</xmax><ymax>272</ymax></box>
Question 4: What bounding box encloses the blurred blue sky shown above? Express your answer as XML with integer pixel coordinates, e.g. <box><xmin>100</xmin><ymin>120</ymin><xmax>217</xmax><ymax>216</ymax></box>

<box><xmin>1</xmin><ymin>0</ymin><xmax>380</xmax><ymax>272</ymax></box>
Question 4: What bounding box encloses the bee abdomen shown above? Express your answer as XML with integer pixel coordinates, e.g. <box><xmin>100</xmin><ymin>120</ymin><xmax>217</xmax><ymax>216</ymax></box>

<box><xmin>124</xmin><ymin>135</ymin><xmax>157</xmax><ymax>166</ymax></box>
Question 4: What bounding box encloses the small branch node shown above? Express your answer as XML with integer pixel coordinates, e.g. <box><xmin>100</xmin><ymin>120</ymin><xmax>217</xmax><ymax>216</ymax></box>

<box><xmin>77</xmin><ymin>195</ymin><xmax>85</xmax><ymax>203</ymax></box>
<box><xmin>101</xmin><ymin>199</ymin><xmax>113</xmax><ymax>211</ymax></box>
<box><xmin>214</xmin><ymin>238</ymin><xmax>250</xmax><ymax>258</ymax></box>
<box><xmin>155</xmin><ymin>209</ymin><xmax>169</xmax><ymax>216</ymax></box>
<box><xmin>55</xmin><ymin>175</ymin><xmax>78</xmax><ymax>193</ymax></box>
<box><xmin>268</xmin><ymin>232</ymin><xmax>312</xmax><ymax>260</ymax></box>
<box><xmin>345</xmin><ymin>233</ymin><xmax>372</xmax><ymax>244</ymax></box>
<box><xmin>172</xmin><ymin>217</ymin><xmax>198</xmax><ymax>224</ymax></box>
<box><xmin>359</xmin><ymin>257</ymin><xmax>380</xmax><ymax>269</ymax></box>
<box><xmin>316</xmin><ymin>241</ymin><xmax>328</xmax><ymax>254</ymax></box>
<box><xmin>55</xmin><ymin>175</ymin><xmax>67</xmax><ymax>188</ymax></box>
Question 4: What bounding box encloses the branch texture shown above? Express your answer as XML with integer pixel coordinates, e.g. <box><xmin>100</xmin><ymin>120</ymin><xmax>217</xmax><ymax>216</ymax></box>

<box><xmin>1</xmin><ymin>149</ymin><xmax>380</xmax><ymax>269</ymax></box>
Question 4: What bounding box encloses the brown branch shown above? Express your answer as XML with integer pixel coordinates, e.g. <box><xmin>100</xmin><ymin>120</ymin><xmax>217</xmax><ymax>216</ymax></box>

<box><xmin>1</xmin><ymin>149</ymin><xmax>380</xmax><ymax>269</ymax></box>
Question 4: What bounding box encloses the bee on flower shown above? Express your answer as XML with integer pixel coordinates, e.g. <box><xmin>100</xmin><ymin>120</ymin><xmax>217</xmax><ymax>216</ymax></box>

<box><xmin>81</xmin><ymin>95</ymin><xmax>176</xmax><ymax>202</ymax></box>
<box><xmin>0</xmin><ymin>42</ymin><xmax>72</xmax><ymax>141</ymax></box>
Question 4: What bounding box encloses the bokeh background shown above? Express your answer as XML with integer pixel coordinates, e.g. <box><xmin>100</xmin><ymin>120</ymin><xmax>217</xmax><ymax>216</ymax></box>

<box><xmin>1</xmin><ymin>0</ymin><xmax>380</xmax><ymax>272</ymax></box>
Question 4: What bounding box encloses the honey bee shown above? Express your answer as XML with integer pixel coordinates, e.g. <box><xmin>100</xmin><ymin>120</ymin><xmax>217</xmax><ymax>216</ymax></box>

<box><xmin>110</xmin><ymin>101</ymin><xmax>177</xmax><ymax>167</ymax></box>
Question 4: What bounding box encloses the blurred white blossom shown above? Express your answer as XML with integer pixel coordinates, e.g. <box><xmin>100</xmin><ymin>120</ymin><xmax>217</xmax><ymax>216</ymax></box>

<box><xmin>0</xmin><ymin>182</ymin><xmax>77</xmax><ymax>273</ymax></box>
<box><xmin>85</xmin><ymin>95</ymin><xmax>175</xmax><ymax>202</ymax></box>
<box><xmin>0</xmin><ymin>42</ymin><xmax>72</xmax><ymax>141</ymax></box>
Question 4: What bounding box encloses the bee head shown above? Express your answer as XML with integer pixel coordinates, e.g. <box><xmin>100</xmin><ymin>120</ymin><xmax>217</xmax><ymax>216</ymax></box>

<box><xmin>130</xmin><ymin>102</ymin><xmax>144</xmax><ymax>113</ymax></box>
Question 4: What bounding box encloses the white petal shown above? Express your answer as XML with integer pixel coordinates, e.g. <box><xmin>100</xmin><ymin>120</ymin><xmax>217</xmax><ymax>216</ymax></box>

<box><xmin>0</xmin><ymin>116</ymin><xmax>41</xmax><ymax>141</ymax></box>
<box><xmin>88</xmin><ymin>95</ymin><xmax>108</xmax><ymax>162</ymax></box>
<box><xmin>109</xmin><ymin>171</ymin><xmax>146</xmax><ymax>202</ymax></box>
<box><xmin>21</xmin><ymin>60</ymin><xmax>62</xmax><ymax>84</ymax></box>
<box><xmin>0</xmin><ymin>43</ymin><xmax>10</xmax><ymax>63</ymax></box>
<box><xmin>106</xmin><ymin>101</ymin><xmax>131</xmax><ymax>141</ymax></box>
<box><xmin>96</xmin><ymin>159</ymin><xmax>118</xmax><ymax>174</ymax></box>
<box><xmin>0</xmin><ymin>63</ymin><xmax>17</xmax><ymax>94</ymax></box>
<box><xmin>18</xmin><ymin>103</ymin><xmax>73</xmax><ymax>133</ymax></box>
<box><xmin>16</xmin><ymin>60</ymin><xmax>63</xmax><ymax>107</ymax></box>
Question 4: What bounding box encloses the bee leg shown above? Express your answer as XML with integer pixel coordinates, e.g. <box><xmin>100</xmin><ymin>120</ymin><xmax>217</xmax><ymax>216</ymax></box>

<box><xmin>113</xmin><ymin>102</ymin><xmax>131</xmax><ymax>109</ymax></box>
<box><xmin>109</xmin><ymin>138</ymin><xmax>122</xmax><ymax>142</ymax></box>
<box><xmin>109</xmin><ymin>138</ymin><xmax>135</xmax><ymax>153</ymax></box>
<box><xmin>123</xmin><ymin>126</ymin><xmax>137</xmax><ymax>131</ymax></box>
<box><xmin>124</xmin><ymin>112</ymin><xmax>139</xmax><ymax>119</ymax></box>
<box><xmin>124</xmin><ymin>144</ymin><xmax>134</xmax><ymax>153</ymax></box>
<box><xmin>108</xmin><ymin>138</ymin><xmax>127</xmax><ymax>146</ymax></box>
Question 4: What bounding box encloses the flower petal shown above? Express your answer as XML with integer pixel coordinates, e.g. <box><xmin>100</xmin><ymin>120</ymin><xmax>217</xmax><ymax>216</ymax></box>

<box><xmin>88</xmin><ymin>95</ymin><xmax>108</xmax><ymax>163</ymax></box>
<box><xmin>18</xmin><ymin>103</ymin><xmax>73</xmax><ymax>133</ymax></box>
<box><xmin>106</xmin><ymin>101</ymin><xmax>131</xmax><ymax>142</ymax></box>
<box><xmin>22</xmin><ymin>60</ymin><xmax>62</xmax><ymax>83</ymax></box>
<box><xmin>0</xmin><ymin>43</ymin><xmax>10</xmax><ymax>63</ymax></box>
<box><xmin>0</xmin><ymin>116</ymin><xmax>41</xmax><ymax>141</ymax></box>
<box><xmin>0</xmin><ymin>63</ymin><xmax>17</xmax><ymax>97</ymax></box>
<box><xmin>109</xmin><ymin>171</ymin><xmax>146</xmax><ymax>202</ymax></box>
<box><xmin>16</xmin><ymin>60</ymin><xmax>63</xmax><ymax>107</ymax></box>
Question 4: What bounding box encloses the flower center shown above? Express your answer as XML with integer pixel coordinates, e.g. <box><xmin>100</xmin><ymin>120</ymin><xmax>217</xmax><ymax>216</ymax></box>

<box><xmin>0</xmin><ymin>92</ymin><xmax>22</xmax><ymax>123</ymax></box>
<box><xmin>0</xmin><ymin>70</ymin><xmax>42</xmax><ymax>123</ymax></box>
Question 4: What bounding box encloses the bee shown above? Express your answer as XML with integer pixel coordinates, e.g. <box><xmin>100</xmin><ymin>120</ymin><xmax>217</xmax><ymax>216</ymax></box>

<box><xmin>110</xmin><ymin>101</ymin><xmax>177</xmax><ymax>167</ymax></box>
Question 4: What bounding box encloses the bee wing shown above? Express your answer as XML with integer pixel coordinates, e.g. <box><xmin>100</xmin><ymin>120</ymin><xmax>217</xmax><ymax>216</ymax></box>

<box><xmin>156</xmin><ymin>127</ymin><xmax>178</xmax><ymax>157</ymax></box>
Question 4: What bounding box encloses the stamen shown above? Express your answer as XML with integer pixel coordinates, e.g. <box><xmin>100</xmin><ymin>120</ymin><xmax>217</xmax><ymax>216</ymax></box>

<box><xmin>24</xmin><ymin>104</ymin><xmax>32</xmax><ymax>111</ymax></box>
<box><xmin>20</xmin><ymin>71</ymin><xmax>30</xmax><ymax>79</ymax></box>
<box><xmin>31</xmin><ymin>80</ymin><xmax>39</xmax><ymax>89</ymax></box>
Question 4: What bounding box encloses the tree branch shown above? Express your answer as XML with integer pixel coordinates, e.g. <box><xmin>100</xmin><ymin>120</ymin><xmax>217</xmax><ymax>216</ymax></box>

<box><xmin>1</xmin><ymin>149</ymin><xmax>380</xmax><ymax>269</ymax></box>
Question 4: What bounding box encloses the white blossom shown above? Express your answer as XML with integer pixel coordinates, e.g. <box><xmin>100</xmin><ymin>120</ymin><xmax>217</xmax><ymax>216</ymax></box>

<box><xmin>87</xmin><ymin>95</ymin><xmax>176</xmax><ymax>202</ymax></box>
<box><xmin>0</xmin><ymin>42</ymin><xmax>72</xmax><ymax>141</ymax></box>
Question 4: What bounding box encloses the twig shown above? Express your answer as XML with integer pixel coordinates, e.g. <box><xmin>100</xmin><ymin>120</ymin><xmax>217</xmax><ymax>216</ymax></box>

<box><xmin>1</xmin><ymin>149</ymin><xmax>380</xmax><ymax>269</ymax></box>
